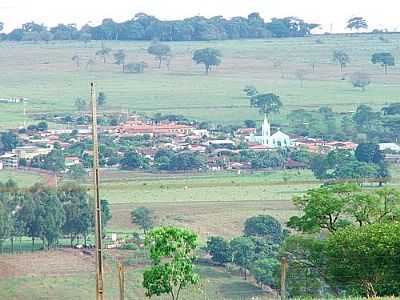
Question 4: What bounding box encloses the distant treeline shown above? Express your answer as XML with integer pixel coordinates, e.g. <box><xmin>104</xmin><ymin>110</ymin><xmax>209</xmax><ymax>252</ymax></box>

<box><xmin>1</xmin><ymin>13</ymin><xmax>319</xmax><ymax>42</ymax></box>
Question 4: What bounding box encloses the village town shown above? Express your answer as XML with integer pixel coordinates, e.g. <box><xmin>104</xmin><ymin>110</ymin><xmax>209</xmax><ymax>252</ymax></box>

<box><xmin>1</xmin><ymin>110</ymin><xmax>399</xmax><ymax>176</ymax></box>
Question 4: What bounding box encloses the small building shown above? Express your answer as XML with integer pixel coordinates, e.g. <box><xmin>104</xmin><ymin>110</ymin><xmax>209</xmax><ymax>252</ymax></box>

<box><xmin>65</xmin><ymin>156</ymin><xmax>81</xmax><ymax>167</ymax></box>
<box><xmin>0</xmin><ymin>153</ymin><xmax>18</xmax><ymax>168</ymax></box>
<box><xmin>13</xmin><ymin>145</ymin><xmax>52</xmax><ymax>160</ymax></box>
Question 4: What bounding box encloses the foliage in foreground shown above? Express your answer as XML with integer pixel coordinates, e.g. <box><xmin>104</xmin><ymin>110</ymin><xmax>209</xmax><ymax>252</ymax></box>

<box><xmin>143</xmin><ymin>227</ymin><xmax>199</xmax><ymax>300</ymax></box>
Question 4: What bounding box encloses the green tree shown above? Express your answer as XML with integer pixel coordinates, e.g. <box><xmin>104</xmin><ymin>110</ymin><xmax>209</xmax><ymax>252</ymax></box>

<box><xmin>346</xmin><ymin>17</ymin><xmax>368</xmax><ymax>32</ymax></box>
<box><xmin>230</xmin><ymin>236</ymin><xmax>256</xmax><ymax>280</ymax></box>
<box><xmin>113</xmin><ymin>49</ymin><xmax>126</xmax><ymax>69</ymax></box>
<box><xmin>250</xmin><ymin>258</ymin><xmax>279</xmax><ymax>288</ymax></box>
<box><xmin>96</xmin><ymin>46</ymin><xmax>112</xmax><ymax>63</ymax></box>
<box><xmin>244</xmin><ymin>120</ymin><xmax>257</xmax><ymax>128</ymax></box>
<box><xmin>168</xmin><ymin>152</ymin><xmax>206</xmax><ymax>171</ymax></box>
<box><xmin>243</xmin><ymin>85</ymin><xmax>258</xmax><ymax>98</ymax></box>
<box><xmin>250</xmin><ymin>93</ymin><xmax>282</xmax><ymax>117</ymax></box>
<box><xmin>325</xmin><ymin>223</ymin><xmax>400</xmax><ymax>296</ymax></box>
<box><xmin>37</xmin><ymin>121</ymin><xmax>48</xmax><ymax>131</ymax></box>
<box><xmin>75</xmin><ymin>97</ymin><xmax>87</xmax><ymax>111</ymax></box>
<box><xmin>147</xmin><ymin>41</ymin><xmax>171</xmax><ymax>68</ymax></box>
<box><xmin>120</xmin><ymin>151</ymin><xmax>148</xmax><ymax>170</ymax></box>
<box><xmin>0</xmin><ymin>201</ymin><xmax>10</xmax><ymax>252</ymax></box>
<box><xmin>1</xmin><ymin>131</ymin><xmax>18</xmax><ymax>151</ymax></box>
<box><xmin>143</xmin><ymin>227</ymin><xmax>199</xmax><ymax>300</ymax></box>
<box><xmin>244</xmin><ymin>215</ymin><xmax>285</xmax><ymax>244</ymax></box>
<box><xmin>333</xmin><ymin>50</ymin><xmax>350</xmax><ymax>73</ymax></box>
<box><xmin>371</xmin><ymin>52</ymin><xmax>395</xmax><ymax>74</ymax></box>
<box><xmin>355</xmin><ymin>143</ymin><xmax>384</xmax><ymax>164</ymax></box>
<box><xmin>31</xmin><ymin>149</ymin><xmax>65</xmax><ymax>172</ymax></box>
<box><xmin>351</xmin><ymin>72</ymin><xmax>370</xmax><ymax>91</ymax></box>
<box><xmin>72</xmin><ymin>54</ymin><xmax>80</xmax><ymax>68</ymax></box>
<box><xmin>288</xmin><ymin>183</ymin><xmax>359</xmax><ymax>233</ymax></box>
<box><xmin>206</xmin><ymin>236</ymin><xmax>232</xmax><ymax>265</ymax></box>
<box><xmin>69</xmin><ymin>165</ymin><xmax>87</xmax><ymax>181</ymax></box>
<box><xmin>131</xmin><ymin>207</ymin><xmax>154</xmax><ymax>233</ymax></box>
<box><xmin>58</xmin><ymin>183</ymin><xmax>91</xmax><ymax>246</ymax></box>
<box><xmin>97</xmin><ymin>92</ymin><xmax>107</xmax><ymax>106</ymax></box>
<box><xmin>192</xmin><ymin>48</ymin><xmax>222</xmax><ymax>75</ymax></box>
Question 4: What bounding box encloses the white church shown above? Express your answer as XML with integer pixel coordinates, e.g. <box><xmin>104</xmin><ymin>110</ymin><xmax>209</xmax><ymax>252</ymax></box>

<box><xmin>247</xmin><ymin>115</ymin><xmax>291</xmax><ymax>148</ymax></box>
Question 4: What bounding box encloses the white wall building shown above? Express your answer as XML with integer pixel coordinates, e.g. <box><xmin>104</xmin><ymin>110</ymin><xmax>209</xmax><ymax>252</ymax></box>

<box><xmin>247</xmin><ymin>115</ymin><xmax>291</xmax><ymax>148</ymax></box>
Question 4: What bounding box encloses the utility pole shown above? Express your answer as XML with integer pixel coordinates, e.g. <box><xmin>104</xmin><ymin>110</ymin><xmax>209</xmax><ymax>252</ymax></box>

<box><xmin>118</xmin><ymin>262</ymin><xmax>125</xmax><ymax>300</ymax></box>
<box><xmin>91</xmin><ymin>82</ymin><xmax>105</xmax><ymax>300</ymax></box>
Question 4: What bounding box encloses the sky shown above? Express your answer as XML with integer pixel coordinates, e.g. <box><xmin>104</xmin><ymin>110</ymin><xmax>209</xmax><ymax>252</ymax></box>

<box><xmin>0</xmin><ymin>0</ymin><xmax>399</xmax><ymax>33</ymax></box>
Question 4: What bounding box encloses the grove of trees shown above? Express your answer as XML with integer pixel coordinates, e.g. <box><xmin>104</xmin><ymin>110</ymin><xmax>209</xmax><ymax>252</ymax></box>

<box><xmin>0</xmin><ymin>181</ymin><xmax>111</xmax><ymax>252</ymax></box>
<box><xmin>2</xmin><ymin>14</ymin><xmax>319</xmax><ymax>42</ymax></box>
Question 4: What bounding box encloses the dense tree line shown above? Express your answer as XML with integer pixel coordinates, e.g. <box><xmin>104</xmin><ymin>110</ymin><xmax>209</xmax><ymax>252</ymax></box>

<box><xmin>0</xmin><ymin>181</ymin><xmax>111</xmax><ymax>252</ymax></box>
<box><xmin>2</xmin><ymin>13</ymin><xmax>319</xmax><ymax>42</ymax></box>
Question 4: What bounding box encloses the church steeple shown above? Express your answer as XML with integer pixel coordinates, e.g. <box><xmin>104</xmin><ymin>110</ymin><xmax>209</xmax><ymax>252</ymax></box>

<box><xmin>261</xmin><ymin>114</ymin><xmax>271</xmax><ymax>145</ymax></box>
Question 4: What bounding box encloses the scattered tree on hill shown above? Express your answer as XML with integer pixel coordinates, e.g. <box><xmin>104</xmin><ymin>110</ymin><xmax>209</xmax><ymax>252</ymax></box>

<box><xmin>371</xmin><ymin>52</ymin><xmax>395</xmax><ymax>74</ymax></box>
<box><xmin>192</xmin><ymin>48</ymin><xmax>222</xmax><ymax>75</ymax></box>
<box><xmin>75</xmin><ymin>97</ymin><xmax>87</xmax><ymax>111</ymax></box>
<box><xmin>351</xmin><ymin>72</ymin><xmax>370</xmax><ymax>91</ymax></box>
<box><xmin>97</xmin><ymin>92</ymin><xmax>107</xmax><ymax>106</ymax></box>
<box><xmin>295</xmin><ymin>69</ymin><xmax>308</xmax><ymax>87</ymax></box>
<box><xmin>143</xmin><ymin>227</ymin><xmax>199</xmax><ymax>300</ymax></box>
<box><xmin>86</xmin><ymin>58</ymin><xmax>95</xmax><ymax>70</ymax></box>
<box><xmin>113</xmin><ymin>49</ymin><xmax>126</xmax><ymax>69</ymax></box>
<box><xmin>243</xmin><ymin>86</ymin><xmax>258</xmax><ymax>98</ymax></box>
<box><xmin>346</xmin><ymin>17</ymin><xmax>368</xmax><ymax>32</ymax></box>
<box><xmin>147</xmin><ymin>41</ymin><xmax>171</xmax><ymax>68</ymax></box>
<box><xmin>333</xmin><ymin>50</ymin><xmax>350</xmax><ymax>73</ymax></box>
<box><xmin>131</xmin><ymin>207</ymin><xmax>154</xmax><ymax>233</ymax></box>
<box><xmin>72</xmin><ymin>54</ymin><xmax>80</xmax><ymax>68</ymax></box>
<box><xmin>37</xmin><ymin>121</ymin><xmax>48</xmax><ymax>132</ymax></box>
<box><xmin>95</xmin><ymin>46</ymin><xmax>112</xmax><ymax>63</ymax></box>
<box><xmin>250</xmin><ymin>93</ymin><xmax>282</xmax><ymax>117</ymax></box>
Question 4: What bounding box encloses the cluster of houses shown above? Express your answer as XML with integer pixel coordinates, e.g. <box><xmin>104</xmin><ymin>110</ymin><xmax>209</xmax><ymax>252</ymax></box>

<box><xmin>1</xmin><ymin>113</ymin><xmax>399</xmax><ymax>172</ymax></box>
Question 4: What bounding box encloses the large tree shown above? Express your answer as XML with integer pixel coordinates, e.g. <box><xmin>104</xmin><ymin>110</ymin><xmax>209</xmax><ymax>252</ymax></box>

<box><xmin>143</xmin><ymin>227</ymin><xmax>199</xmax><ymax>300</ymax></box>
<box><xmin>243</xmin><ymin>215</ymin><xmax>286</xmax><ymax>244</ymax></box>
<box><xmin>346</xmin><ymin>17</ymin><xmax>368</xmax><ymax>32</ymax></box>
<box><xmin>131</xmin><ymin>207</ymin><xmax>154</xmax><ymax>233</ymax></box>
<box><xmin>230</xmin><ymin>236</ymin><xmax>256</xmax><ymax>280</ymax></box>
<box><xmin>192</xmin><ymin>48</ymin><xmax>222</xmax><ymax>75</ymax></box>
<box><xmin>250</xmin><ymin>93</ymin><xmax>282</xmax><ymax>117</ymax></box>
<box><xmin>206</xmin><ymin>236</ymin><xmax>232</xmax><ymax>265</ymax></box>
<box><xmin>371</xmin><ymin>52</ymin><xmax>395</xmax><ymax>75</ymax></box>
<box><xmin>147</xmin><ymin>41</ymin><xmax>171</xmax><ymax>68</ymax></box>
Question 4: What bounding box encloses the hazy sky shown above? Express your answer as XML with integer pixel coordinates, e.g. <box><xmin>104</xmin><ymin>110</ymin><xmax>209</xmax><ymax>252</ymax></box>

<box><xmin>1</xmin><ymin>0</ymin><xmax>399</xmax><ymax>33</ymax></box>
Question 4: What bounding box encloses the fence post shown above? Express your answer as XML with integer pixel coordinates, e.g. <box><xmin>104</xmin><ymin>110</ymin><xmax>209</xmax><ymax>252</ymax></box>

<box><xmin>118</xmin><ymin>262</ymin><xmax>125</xmax><ymax>300</ymax></box>
<box><xmin>280</xmin><ymin>256</ymin><xmax>288</xmax><ymax>300</ymax></box>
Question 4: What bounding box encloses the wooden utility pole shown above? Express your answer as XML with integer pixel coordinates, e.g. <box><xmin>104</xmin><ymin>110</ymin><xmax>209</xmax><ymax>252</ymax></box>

<box><xmin>91</xmin><ymin>82</ymin><xmax>105</xmax><ymax>300</ymax></box>
<box><xmin>280</xmin><ymin>256</ymin><xmax>288</xmax><ymax>300</ymax></box>
<box><xmin>118</xmin><ymin>262</ymin><xmax>125</xmax><ymax>300</ymax></box>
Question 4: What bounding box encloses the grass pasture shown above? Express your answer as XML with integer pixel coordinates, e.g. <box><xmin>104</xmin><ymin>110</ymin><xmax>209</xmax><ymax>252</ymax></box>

<box><xmin>0</xmin><ymin>169</ymin><xmax>45</xmax><ymax>187</ymax></box>
<box><xmin>1</xmin><ymin>34</ymin><xmax>400</xmax><ymax>128</ymax></box>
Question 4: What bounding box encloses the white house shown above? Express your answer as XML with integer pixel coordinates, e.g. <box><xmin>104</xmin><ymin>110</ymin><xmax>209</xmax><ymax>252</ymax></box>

<box><xmin>247</xmin><ymin>115</ymin><xmax>291</xmax><ymax>148</ymax></box>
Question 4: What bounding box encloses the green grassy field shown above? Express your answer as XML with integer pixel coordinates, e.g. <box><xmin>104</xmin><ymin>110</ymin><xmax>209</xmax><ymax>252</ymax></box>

<box><xmin>0</xmin><ymin>169</ymin><xmax>44</xmax><ymax>187</ymax></box>
<box><xmin>1</xmin><ymin>34</ymin><xmax>400</xmax><ymax>128</ymax></box>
